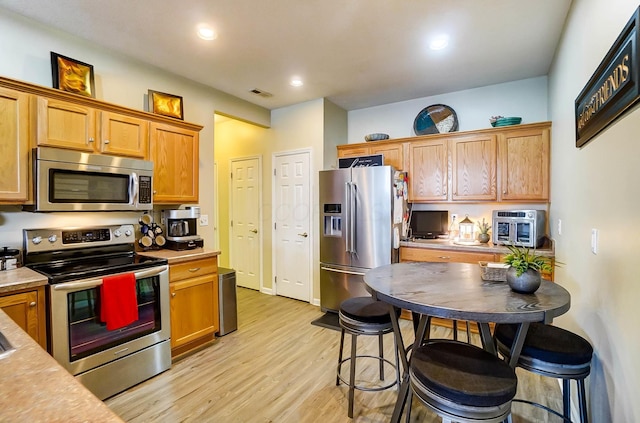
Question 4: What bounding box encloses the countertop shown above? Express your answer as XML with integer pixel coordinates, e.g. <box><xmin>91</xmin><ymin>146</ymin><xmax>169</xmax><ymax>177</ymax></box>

<box><xmin>136</xmin><ymin>248</ymin><xmax>221</xmax><ymax>264</ymax></box>
<box><xmin>0</xmin><ymin>267</ymin><xmax>48</xmax><ymax>294</ymax></box>
<box><xmin>0</xmin><ymin>308</ymin><xmax>124</xmax><ymax>422</ymax></box>
<box><xmin>400</xmin><ymin>238</ymin><xmax>555</xmax><ymax>257</ymax></box>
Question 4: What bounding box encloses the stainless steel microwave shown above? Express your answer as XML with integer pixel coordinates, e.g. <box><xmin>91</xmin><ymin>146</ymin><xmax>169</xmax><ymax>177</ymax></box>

<box><xmin>492</xmin><ymin>209</ymin><xmax>546</xmax><ymax>248</ymax></box>
<box><xmin>25</xmin><ymin>147</ymin><xmax>153</xmax><ymax>212</ymax></box>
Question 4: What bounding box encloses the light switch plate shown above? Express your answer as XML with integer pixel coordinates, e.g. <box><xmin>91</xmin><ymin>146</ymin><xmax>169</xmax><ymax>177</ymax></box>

<box><xmin>591</xmin><ymin>228</ymin><xmax>598</xmax><ymax>254</ymax></box>
<box><xmin>200</xmin><ymin>214</ymin><xmax>209</xmax><ymax>226</ymax></box>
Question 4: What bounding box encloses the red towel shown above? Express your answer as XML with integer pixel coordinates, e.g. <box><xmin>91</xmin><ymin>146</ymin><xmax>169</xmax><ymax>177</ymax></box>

<box><xmin>100</xmin><ymin>273</ymin><xmax>139</xmax><ymax>330</ymax></box>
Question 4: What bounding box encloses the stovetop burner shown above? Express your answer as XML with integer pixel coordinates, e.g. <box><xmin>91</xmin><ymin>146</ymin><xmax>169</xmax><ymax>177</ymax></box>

<box><xmin>23</xmin><ymin>224</ymin><xmax>168</xmax><ymax>284</ymax></box>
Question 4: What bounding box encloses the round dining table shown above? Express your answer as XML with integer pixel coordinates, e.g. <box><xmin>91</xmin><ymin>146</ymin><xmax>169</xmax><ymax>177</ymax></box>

<box><xmin>363</xmin><ymin>261</ymin><xmax>571</xmax><ymax>423</ymax></box>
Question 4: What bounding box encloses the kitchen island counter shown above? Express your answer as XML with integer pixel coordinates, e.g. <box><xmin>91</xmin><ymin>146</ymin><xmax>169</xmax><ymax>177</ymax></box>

<box><xmin>0</xmin><ymin>308</ymin><xmax>124</xmax><ymax>422</ymax></box>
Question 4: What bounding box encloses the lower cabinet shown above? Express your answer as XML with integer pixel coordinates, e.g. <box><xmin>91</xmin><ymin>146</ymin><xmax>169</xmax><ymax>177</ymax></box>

<box><xmin>0</xmin><ymin>286</ymin><xmax>47</xmax><ymax>349</ymax></box>
<box><xmin>399</xmin><ymin>247</ymin><xmax>498</xmax><ymax>332</ymax></box>
<box><xmin>169</xmin><ymin>256</ymin><xmax>219</xmax><ymax>359</ymax></box>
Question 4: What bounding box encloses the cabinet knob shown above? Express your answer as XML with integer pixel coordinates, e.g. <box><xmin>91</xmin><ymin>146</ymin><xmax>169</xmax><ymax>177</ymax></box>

<box><xmin>29</xmin><ymin>301</ymin><xmax>36</xmax><ymax>307</ymax></box>
<box><xmin>503</xmin><ymin>190</ymin><xmax>507</xmax><ymax>194</ymax></box>
<box><xmin>171</xmin><ymin>292</ymin><xmax>176</xmax><ymax>298</ymax></box>
<box><xmin>88</xmin><ymin>137</ymin><xmax>95</xmax><ymax>143</ymax></box>
<box><xmin>104</xmin><ymin>139</ymin><xmax>110</xmax><ymax>144</ymax></box>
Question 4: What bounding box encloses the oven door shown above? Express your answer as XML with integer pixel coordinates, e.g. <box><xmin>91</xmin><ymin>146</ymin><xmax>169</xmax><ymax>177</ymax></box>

<box><xmin>49</xmin><ymin>265</ymin><xmax>170</xmax><ymax>376</ymax></box>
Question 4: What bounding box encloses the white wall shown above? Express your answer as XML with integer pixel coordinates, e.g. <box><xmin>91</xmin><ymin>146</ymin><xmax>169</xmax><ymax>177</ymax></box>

<box><xmin>0</xmin><ymin>7</ymin><xmax>269</xmax><ymax>251</ymax></box>
<box><xmin>348</xmin><ymin>76</ymin><xmax>548</xmax><ymax>143</ymax></box>
<box><xmin>548</xmin><ymin>1</ymin><xmax>640</xmax><ymax>421</ymax></box>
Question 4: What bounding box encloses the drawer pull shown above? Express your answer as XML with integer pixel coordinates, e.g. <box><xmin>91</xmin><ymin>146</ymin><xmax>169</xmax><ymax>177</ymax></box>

<box><xmin>29</xmin><ymin>301</ymin><xmax>36</xmax><ymax>307</ymax></box>
<box><xmin>438</xmin><ymin>256</ymin><xmax>451</xmax><ymax>260</ymax></box>
<box><xmin>188</xmin><ymin>267</ymin><xmax>201</xmax><ymax>272</ymax></box>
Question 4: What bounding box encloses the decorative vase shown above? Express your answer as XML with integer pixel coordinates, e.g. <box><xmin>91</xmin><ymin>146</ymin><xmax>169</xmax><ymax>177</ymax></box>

<box><xmin>478</xmin><ymin>233</ymin><xmax>490</xmax><ymax>243</ymax></box>
<box><xmin>506</xmin><ymin>267</ymin><xmax>541</xmax><ymax>294</ymax></box>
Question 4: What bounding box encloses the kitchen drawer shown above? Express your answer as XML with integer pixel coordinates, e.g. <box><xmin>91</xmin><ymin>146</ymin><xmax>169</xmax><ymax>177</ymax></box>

<box><xmin>400</xmin><ymin>247</ymin><xmax>497</xmax><ymax>264</ymax></box>
<box><xmin>170</xmin><ymin>257</ymin><xmax>218</xmax><ymax>282</ymax></box>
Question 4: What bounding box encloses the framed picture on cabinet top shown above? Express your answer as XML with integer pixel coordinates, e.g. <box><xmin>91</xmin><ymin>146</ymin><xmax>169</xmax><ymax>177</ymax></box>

<box><xmin>148</xmin><ymin>89</ymin><xmax>184</xmax><ymax>120</ymax></box>
<box><xmin>50</xmin><ymin>52</ymin><xmax>96</xmax><ymax>98</ymax></box>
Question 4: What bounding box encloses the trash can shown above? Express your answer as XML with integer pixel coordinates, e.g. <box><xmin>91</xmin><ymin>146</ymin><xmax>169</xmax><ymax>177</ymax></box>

<box><xmin>217</xmin><ymin>267</ymin><xmax>237</xmax><ymax>336</ymax></box>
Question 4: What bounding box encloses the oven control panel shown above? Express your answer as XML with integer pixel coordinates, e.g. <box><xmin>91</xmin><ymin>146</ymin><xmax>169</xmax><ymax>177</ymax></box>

<box><xmin>24</xmin><ymin>224</ymin><xmax>136</xmax><ymax>253</ymax></box>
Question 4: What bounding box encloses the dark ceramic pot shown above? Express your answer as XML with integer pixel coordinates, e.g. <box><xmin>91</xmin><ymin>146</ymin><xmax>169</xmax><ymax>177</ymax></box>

<box><xmin>506</xmin><ymin>267</ymin><xmax>541</xmax><ymax>294</ymax></box>
<box><xmin>478</xmin><ymin>233</ymin><xmax>490</xmax><ymax>243</ymax></box>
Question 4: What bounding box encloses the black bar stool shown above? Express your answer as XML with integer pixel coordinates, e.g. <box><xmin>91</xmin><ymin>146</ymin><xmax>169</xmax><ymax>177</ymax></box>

<box><xmin>494</xmin><ymin>323</ymin><xmax>593</xmax><ymax>423</ymax></box>
<box><xmin>408</xmin><ymin>340</ymin><xmax>518</xmax><ymax>422</ymax></box>
<box><xmin>336</xmin><ymin>297</ymin><xmax>400</xmax><ymax>418</ymax></box>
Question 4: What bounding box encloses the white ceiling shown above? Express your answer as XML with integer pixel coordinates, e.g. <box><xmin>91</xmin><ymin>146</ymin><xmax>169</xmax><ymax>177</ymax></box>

<box><xmin>0</xmin><ymin>0</ymin><xmax>572</xmax><ymax>111</ymax></box>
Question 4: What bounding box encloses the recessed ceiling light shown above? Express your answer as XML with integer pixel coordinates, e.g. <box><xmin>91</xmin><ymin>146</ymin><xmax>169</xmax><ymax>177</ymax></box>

<box><xmin>290</xmin><ymin>78</ymin><xmax>303</xmax><ymax>87</ymax></box>
<box><xmin>197</xmin><ymin>25</ymin><xmax>217</xmax><ymax>41</ymax></box>
<box><xmin>429</xmin><ymin>35</ymin><xmax>449</xmax><ymax>50</ymax></box>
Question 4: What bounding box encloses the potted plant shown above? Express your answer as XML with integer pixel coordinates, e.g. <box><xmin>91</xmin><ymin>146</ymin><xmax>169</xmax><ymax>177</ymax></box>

<box><xmin>476</xmin><ymin>219</ymin><xmax>491</xmax><ymax>243</ymax></box>
<box><xmin>502</xmin><ymin>245</ymin><xmax>553</xmax><ymax>293</ymax></box>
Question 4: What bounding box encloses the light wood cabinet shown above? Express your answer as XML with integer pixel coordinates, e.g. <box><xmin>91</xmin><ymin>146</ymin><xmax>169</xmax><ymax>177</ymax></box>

<box><xmin>35</xmin><ymin>97</ymin><xmax>148</xmax><ymax>159</ymax></box>
<box><xmin>150</xmin><ymin>122</ymin><xmax>199</xmax><ymax>204</ymax></box>
<box><xmin>337</xmin><ymin>142</ymin><xmax>405</xmax><ymax>170</ymax></box>
<box><xmin>498</xmin><ymin>125</ymin><xmax>550</xmax><ymax>201</ymax></box>
<box><xmin>400</xmin><ymin>246</ymin><xmax>498</xmax><ymax>264</ymax></box>
<box><xmin>0</xmin><ymin>87</ymin><xmax>30</xmax><ymax>203</ymax></box>
<box><xmin>0</xmin><ymin>286</ymin><xmax>47</xmax><ymax>349</ymax></box>
<box><xmin>169</xmin><ymin>256</ymin><xmax>218</xmax><ymax>358</ymax></box>
<box><xmin>408</xmin><ymin>138</ymin><xmax>448</xmax><ymax>201</ymax></box>
<box><xmin>450</xmin><ymin>134</ymin><xmax>497</xmax><ymax>201</ymax></box>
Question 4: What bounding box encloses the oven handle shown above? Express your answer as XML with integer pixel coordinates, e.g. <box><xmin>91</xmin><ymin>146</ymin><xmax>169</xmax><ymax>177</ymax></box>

<box><xmin>52</xmin><ymin>266</ymin><xmax>168</xmax><ymax>291</ymax></box>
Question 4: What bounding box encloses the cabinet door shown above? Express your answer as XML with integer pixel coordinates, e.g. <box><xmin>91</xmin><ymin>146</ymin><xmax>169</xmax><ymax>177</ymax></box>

<box><xmin>36</xmin><ymin>96</ymin><xmax>96</xmax><ymax>152</ymax></box>
<box><xmin>408</xmin><ymin>139</ymin><xmax>448</xmax><ymax>201</ymax></box>
<box><xmin>337</xmin><ymin>145</ymin><xmax>370</xmax><ymax>158</ymax></box>
<box><xmin>169</xmin><ymin>274</ymin><xmax>217</xmax><ymax>349</ymax></box>
<box><xmin>150</xmin><ymin>122</ymin><xmax>199</xmax><ymax>203</ymax></box>
<box><xmin>100</xmin><ymin>112</ymin><xmax>149</xmax><ymax>159</ymax></box>
<box><xmin>498</xmin><ymin>127</ymin><xmax>550</xmax><ymax>201</ymax></box>
<box><xmin>369</xmin><ymin>143</ymin><xmax>404</xmax><ymax>170</ymax></box>
<box><xmin>450</xmin><ymin>134</ymin><xmax>497</xmax><ymax>201</ymax></box>
<box><xmin>400</xmin><ymin>247</ymin><xmax>497</xmax><ymax>264</ymax></box>
<box><xmin>0</xmin><ymin>87</ymin><xmax>29</xmax><ymax>202</ymax></box>
<box><xmin>0</xmin><ymin>288</ymin><xmax>46</xmax><ymax>349</ymax></box>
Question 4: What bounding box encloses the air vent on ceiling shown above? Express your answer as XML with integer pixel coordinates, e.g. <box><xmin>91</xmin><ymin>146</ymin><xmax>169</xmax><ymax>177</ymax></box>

<box><xmin>250</xmin><ymin>88</ymin><xmax>273</xmax><ymax>98</ymax></box>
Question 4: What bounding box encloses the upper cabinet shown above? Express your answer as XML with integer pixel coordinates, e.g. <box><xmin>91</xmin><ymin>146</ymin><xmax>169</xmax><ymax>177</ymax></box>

<box><xmin>150</xmin><ymin>122</ymin><xmax>199</xmax><ymax>204</ymax></box>
<box><xmin>0</xmin><ymin>87</ymin><xmax>30</xmax><ymax>203</ymax></box>
<box><xmin>339</xmin><ymin>121</ymin><xmax>551</xmax><ymax>203</ymax></box>
<box><xmin>35</xmin><ymin>97</ymin><xmax>148</xmax><ymax>159</ymax></box>
<box><xmin>450</xmin><ymin>134</ymin><xmax>497</xmax><ymax>201</ymax></box>
<box><xmin>337</xmin><ymin>142</ymin><xmax>405</xmax><ymax>170</ymax></box>
<box><xmin>408</xmin><ymin>139</ymin><xmax>448</xmax><ymax>201</ymax></box>
<box><xmin>498</xmin><ymin>125</ymin><xmax>550</xmax><ymax>201</ymax></box>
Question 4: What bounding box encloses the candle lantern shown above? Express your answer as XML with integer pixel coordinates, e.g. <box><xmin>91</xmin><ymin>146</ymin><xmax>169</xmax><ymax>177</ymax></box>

<box><xmin>459</xmin><ymin>215</ymin><xmax>475</xmax><ymax>242</ymax></box>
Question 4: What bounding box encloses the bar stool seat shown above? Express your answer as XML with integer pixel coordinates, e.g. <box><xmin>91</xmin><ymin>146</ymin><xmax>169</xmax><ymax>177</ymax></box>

<box><xmin>494</xmin><ymin>323</ymin><xmax>593</xmax><ymax>423</ymax></box>
<box><xmin>336</xmin><ymin>297</ymin><xmax>400</xmax><ymax>418</ymax></box>
<box><xmin>409</xmin><ymin>340</ymin><xmax>517</xmax><ymax>422</ymax></box>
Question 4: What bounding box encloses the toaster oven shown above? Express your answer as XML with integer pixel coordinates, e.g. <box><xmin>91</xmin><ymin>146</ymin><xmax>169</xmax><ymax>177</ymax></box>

<box><xmin>492</xmin><ymin>210</ymin><xmax>546</xmax><ymax>248</ymax></box>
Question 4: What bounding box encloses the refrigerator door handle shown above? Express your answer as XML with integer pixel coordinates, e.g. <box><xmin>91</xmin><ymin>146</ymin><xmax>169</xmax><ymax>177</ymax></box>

<box><xmin>350</xmin><ymin>181</ymin><xmax>357</xmax><ymax>256</ymax></box>
<box><xmin>320</xmin><ymin>266</ymin><xmax>366</xmax><ymax>277</ymax></box>
<box><xmin>345</xmin><ymin>182</ymin><xmax>351</xmax><ymax>253</ymax></box>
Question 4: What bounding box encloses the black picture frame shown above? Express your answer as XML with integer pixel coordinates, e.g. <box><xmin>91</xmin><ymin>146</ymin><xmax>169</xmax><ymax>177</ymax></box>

<box><xmin>148</xmin><ymin>89</ymin><xmax>184</xmax><ymax>120</ymax></box>
<box><xmin>575</xmin><ymin>7</ymin><xmax>640</xmax><ymax>148</ymax></box>
<box><xmin>50</xmin><ymin>52</ymin><xmax>96</xmax><ymax>98</ymax></box>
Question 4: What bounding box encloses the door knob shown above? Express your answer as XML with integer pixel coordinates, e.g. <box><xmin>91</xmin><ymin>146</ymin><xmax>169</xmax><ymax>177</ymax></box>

<box><xmin>250</xmin><ymin>229</ymin><xmax>258</xmax><ymax>234</ymax></box>
<box><xmin>298</xmin><ymin>232</ymin><xmax>308</xmax><ymax>238</ymax></box>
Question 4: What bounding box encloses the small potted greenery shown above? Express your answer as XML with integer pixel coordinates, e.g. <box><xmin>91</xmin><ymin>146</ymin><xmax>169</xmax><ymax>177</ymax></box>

<box><xmin>476</xmin><ymin>219</ymin><xmax>491</xmax><ymax>243</ymax></box>
<box><xmin>502</xmin><ymin>245</ymin><xmax>553</xmax><ymax>293</ymax></box>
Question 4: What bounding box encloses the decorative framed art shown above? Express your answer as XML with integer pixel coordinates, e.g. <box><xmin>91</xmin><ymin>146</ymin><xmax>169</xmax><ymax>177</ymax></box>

<box><xmin>148</xmin><ymin>89</ymin><xmax>184</xmax><ymax>120</ymax></box>
<box><xmin>50</xmin><ymin>52</ymin><xmax>95</xmax><ymax>98</ymax></box>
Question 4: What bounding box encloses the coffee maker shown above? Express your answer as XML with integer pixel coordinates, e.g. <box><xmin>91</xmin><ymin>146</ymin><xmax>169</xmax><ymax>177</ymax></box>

<box><xmin>163</xmin><ymin>207</ymin><xmax>204</xmax><ymax>250</ymax></box>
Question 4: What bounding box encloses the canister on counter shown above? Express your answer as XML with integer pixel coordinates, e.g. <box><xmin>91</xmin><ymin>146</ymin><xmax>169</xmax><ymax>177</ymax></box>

<box><xmin>0</xmin><ymin>247</ymin><xmax>21</xmax><ymax>271</ymax></box>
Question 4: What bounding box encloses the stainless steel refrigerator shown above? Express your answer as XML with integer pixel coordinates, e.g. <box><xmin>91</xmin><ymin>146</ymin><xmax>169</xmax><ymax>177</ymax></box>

<box><xmin>319</xmin><ymin>165</ymin><xmax>404</xmax><ymax>313</ymax></box>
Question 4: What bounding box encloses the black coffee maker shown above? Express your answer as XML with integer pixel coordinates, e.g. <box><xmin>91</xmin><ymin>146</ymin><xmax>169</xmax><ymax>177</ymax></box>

<box><xmin>163</xmin><ymin>207</ymin><xmax>204</xmax><ymax>250</ymax></box>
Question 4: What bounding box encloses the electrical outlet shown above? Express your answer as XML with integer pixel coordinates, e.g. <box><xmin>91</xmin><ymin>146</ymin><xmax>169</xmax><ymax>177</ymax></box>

<box><xmin>199</xmin><ymin>214</ymin><xmax>209</xmax><ymax>226</ymax></box>
<box><xmin>557</xmin><ymin>219</ymin><xmax>562</xmax><ymax>236</ymax></box>
<box><xmin>450</xmin><ymin>213</ymin><xmax>458</xmax><ymax>223</ymax></box>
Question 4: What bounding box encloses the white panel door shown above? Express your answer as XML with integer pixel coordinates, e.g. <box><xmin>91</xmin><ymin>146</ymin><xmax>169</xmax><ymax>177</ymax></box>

<box><xmin>273</xmin><ymin>151</ymin><xmax>311</xmax><ymax>302</ymax></box>
<box><xmin>230</xmin><ymin>157</ymin><xmax>261</xmax><ymax>290</ymax></box>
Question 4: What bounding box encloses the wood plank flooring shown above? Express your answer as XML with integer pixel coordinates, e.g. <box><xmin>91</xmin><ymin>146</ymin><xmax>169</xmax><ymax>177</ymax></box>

<box><xmin>106</xmin><ymin>288</ymin><xmax>565</xmax><ymax>422</ymax></box>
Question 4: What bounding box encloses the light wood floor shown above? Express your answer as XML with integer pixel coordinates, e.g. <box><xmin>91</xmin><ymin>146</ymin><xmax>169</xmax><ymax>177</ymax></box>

<box><xmin>106</xmin><ymin>288</ymin><xmax>565</xmax><ymax>422</ymax></box>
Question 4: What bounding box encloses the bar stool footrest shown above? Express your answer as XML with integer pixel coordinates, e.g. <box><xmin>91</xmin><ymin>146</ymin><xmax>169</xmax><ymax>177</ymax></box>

<box><xmin>337</xmin><ymin>355</ymin><xmax>398</xmax><ymax>392</ymax></box>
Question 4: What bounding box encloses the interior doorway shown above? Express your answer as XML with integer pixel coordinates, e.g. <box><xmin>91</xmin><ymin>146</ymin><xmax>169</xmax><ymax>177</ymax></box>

<box><xmin>229</xmin><ymin>156</ymin><xmax>262</xmax><ymax>291</ymax></box>
<box><xmin>272</xmin><ymin>149</ymin><xmax>312</xmax><ymax>302</ymax></box>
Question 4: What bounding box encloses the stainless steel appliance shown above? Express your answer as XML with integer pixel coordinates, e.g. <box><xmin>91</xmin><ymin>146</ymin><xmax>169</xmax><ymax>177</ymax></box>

<box><xmin>319</xmin><ymin>166</ymin><xmax>405</xmax><ymax>313</ymax></box>
<box><xmin>163</xmin><ymin>207</ymin><xmax>204</xmax><ymax>250</ymax></box>
<box><xmin>25</xmin><ymin>147</ymin><xmax>153</xmax><ymax>212</ymax></box>
<box><xmin>217</xmin><ymin>267</ymin><xmax>238</xmax><ymax>336</ymax></box>
<box><xmin>492</xmin><ymin>209</ymin><xmax>546</xmax><ymax>248</ymax></box>
<box><xmin>23</xmin><ymin>224</ymin><xmax>171</xmax><ymax>400</ymax></box>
